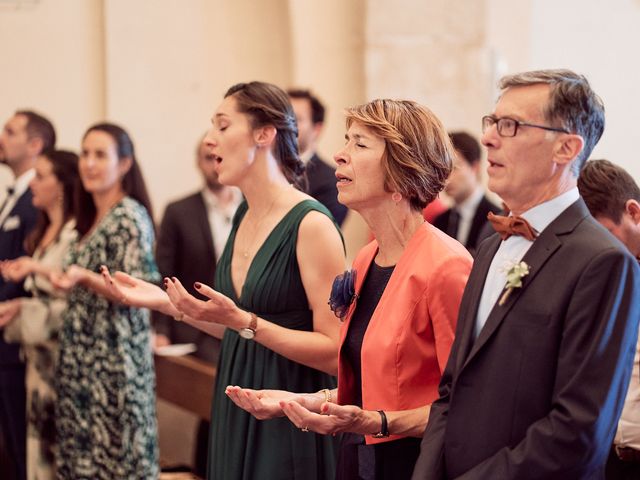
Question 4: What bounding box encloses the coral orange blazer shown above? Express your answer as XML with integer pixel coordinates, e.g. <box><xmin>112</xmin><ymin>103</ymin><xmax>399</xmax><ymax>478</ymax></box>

<box><xmin>337</xmin><ymin>223</ymin><xmax>472</xmax><ymax>444</ymax></box>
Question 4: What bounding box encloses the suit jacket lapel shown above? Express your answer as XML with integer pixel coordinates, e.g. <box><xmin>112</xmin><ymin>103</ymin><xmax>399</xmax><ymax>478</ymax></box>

<box><xmin>454</xmin><ymin>234</ymin><xmax>500</xmax><ymax>368</ymax></box>
<box><xmin>467</xmin><ymin>197</ymin><xmax>489</xmax><ymax>248</ymax></box>
<box><xmin>462</xmin><ymin>199</ymin><xmax>589</xmax><ymax>369</ymax></box>
<box><xmin>194</xmin><ymin>194</ymin><xmax>216</xmax><ymax>263</ymax></box>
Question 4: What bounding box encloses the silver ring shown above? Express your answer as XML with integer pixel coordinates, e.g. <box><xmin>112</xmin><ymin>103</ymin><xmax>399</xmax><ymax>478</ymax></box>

<box><xmin>301</xmin><ymin>426</ymin><xmax>309</xmax><ymax>432</ymax></box>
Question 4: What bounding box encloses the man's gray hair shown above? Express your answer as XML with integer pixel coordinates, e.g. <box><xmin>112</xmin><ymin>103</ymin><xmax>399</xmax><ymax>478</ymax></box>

<box><xmin>499</xmin><ymin>69</ymin><xmax>605</xmax><ymax>175</ymax></box>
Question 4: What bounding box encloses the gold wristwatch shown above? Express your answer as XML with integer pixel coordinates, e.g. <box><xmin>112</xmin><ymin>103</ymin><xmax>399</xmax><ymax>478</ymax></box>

<box><xmin>239</xmin><ymin>312</ymin><xmax>258</xmax><ymax>340</ymax></box>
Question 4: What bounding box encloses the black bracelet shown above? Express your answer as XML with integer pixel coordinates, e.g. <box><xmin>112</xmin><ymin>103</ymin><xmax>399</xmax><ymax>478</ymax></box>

<box><xmin>372</xmin><ymin>410</ymin><xmax>389</xmax><ymax>438</ymax></box>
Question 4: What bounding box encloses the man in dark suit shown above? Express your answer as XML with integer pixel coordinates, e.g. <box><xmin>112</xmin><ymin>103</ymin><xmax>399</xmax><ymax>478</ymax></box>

<box><xmin>288</xmin><ymin>89</ymin><xmax>348</xmax><ymax>226</ymax></box>
<box><xmin>153</xmin><ymin>138</ymin><xmax>241</xmax><ymax>363</ymax></box>
<box><xmin>0</xmin><ymin>110</ymin><xmax>55</xmax><ymax>480</ymax></box>
<box><xmin>412</xmin><ymin>70</ymin><xmax>640</xmax><ymax>480</ymax></box>
<box><xmin>433</xmin><ymin>131</ymin><xmax>501</xmax><ymax>254</ymax></box>
<box><xmin>578</xmin><ymin>159</ymin><xmax>640</xmax><ymax>480</ymax></box>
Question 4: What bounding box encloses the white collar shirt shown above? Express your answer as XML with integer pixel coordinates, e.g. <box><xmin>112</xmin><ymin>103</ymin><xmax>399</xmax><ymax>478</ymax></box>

<box><xmin>474</xmin><ymin>187</ymin><xmax>580</xmax><ymax>338</ymax></box>
<box><xmin>455</xmin><ymin>186</ymin><xmax>485</xmax><ymax>246</ymax></box>
<box><xmin>300</xmin><ymin>150</ymin><xmax>314</xmax><ymax>165</ymax></box>
<box><xmin>201</xmin><ymin>187</ymin><xmax>242</xmax><ymax>259</ymax></box>
<box><xmin>0</xmin><ymin>168</ymin><xmax>35</xmax><ymax>227</ymax></box>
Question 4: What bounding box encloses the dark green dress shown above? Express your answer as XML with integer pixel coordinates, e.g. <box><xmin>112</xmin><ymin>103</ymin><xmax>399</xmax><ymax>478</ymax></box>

<box><xmin>208</xmin><ymin>200</ymin><xmax>340</xmax><ymax>480</ymax></box>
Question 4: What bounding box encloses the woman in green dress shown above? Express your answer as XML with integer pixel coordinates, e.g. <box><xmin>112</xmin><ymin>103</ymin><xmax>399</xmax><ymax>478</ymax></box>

<box><xmin>103</xmin><ymin>82</ymin><xmax>345</xmax><ymax>479</ymax></box>
<box><xmin>51</xmin><ymin>124</ymin><xmax>160</xmax><ymax>479</ymax></box>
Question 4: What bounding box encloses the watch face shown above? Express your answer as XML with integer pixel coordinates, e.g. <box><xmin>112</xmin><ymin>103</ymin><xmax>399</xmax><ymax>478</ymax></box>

<box><xmin>239</xmin><ymin>328</ymin><xmax>255</xmax><ymax>340</ymax></box>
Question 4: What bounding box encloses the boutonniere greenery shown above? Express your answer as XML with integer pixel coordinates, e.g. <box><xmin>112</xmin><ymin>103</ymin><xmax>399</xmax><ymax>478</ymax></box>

<box><xmin>499</xmin><ymin>261</ymin><xmax>530</xmax><ymax>306</ymax></box>
<box><xmin>328</xmin><ymin>269</ymin><xmax>357</xmax><ymax>319</ymax></box>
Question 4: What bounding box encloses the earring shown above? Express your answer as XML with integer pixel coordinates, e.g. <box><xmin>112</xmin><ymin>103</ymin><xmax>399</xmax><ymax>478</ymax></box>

<box><xmin>392</xmin><ymin>192</ymin><xmax>402</xmax><ymax>203</ymax></box>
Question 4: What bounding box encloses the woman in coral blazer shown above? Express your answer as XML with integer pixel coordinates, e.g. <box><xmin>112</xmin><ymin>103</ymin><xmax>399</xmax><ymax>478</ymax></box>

<box><xmin>227</xmin><ymin>98</ymin><xmax>472</xmax><ymax>480</ymax></box>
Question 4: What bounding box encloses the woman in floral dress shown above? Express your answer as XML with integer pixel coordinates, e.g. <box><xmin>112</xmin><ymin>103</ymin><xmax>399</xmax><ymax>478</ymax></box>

<box><xmin>51</xmin><ymin>123</ymin><xmax>159</xmax><ymax>479</ymax></box>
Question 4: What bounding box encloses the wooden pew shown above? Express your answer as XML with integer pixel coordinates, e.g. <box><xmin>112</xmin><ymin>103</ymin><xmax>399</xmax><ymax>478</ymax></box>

<box><xmin>154</xmin><ymin>354</ymin><xmax>216</xmax><ymax>421</ymax></box>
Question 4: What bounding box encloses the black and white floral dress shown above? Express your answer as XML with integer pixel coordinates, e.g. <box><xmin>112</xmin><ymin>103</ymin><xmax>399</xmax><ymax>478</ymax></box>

<box><xmin>55</xmin><ymin>197</ymin><xmax>160</xmax><ymax>479</ymax></box>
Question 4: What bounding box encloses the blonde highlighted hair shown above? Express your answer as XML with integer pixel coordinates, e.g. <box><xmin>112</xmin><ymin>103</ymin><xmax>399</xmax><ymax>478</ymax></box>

<box><xmin>345</xmin><ymin>99</ymin><xmax>454</xmax><ymax>210</ymax></box>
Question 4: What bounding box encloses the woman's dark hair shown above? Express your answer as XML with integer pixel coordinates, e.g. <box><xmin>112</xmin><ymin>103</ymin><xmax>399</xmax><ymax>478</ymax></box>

<box><xmin>25</xmin><ymin>150</ymin><xmax>79</xmax><ymax>255</ymax></box>
<box><xmin>225</xmin><ymin>82</ymin><xmax>306</xmax><ymax>190</ymax></box>
<box><xmin>75</xmin><ymin>123</ymin><xmax>154</xmax><ymax>236</ymax></box>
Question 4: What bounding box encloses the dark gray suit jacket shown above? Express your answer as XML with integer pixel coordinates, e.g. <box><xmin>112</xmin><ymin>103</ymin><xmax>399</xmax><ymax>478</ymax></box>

<box><xmin>412</xmin><ymin>199</ymin><xmax>640</xmax><ymax>480</ymax></box>
<box><xmin>306</xmin><ymin>153</ymin><xmax>347</xmax><ymax>226</ymax></box>
<box><xmin>433</xmin><ymin>196</ymin><xmax>501</xmax><ymax>254</ymax></box>
<box><xmin>153</xmin><ymin>191</ymin><xmax>228</xmax><ymax>364</ymax></box>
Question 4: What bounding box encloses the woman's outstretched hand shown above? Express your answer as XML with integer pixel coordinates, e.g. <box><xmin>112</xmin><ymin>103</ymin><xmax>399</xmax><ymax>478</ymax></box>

<box><xmin>100</xmin><ymin>266</ymin><xmax>169</xmax><ymax>311</ymax></box>
<box><xmin>0</xmin><ymin>257</ymin><xmax>36</xmax><ymax>282</ymax></box>
<box><xmin>281</xmin><ymin>400</ymin><xmax>378</xmax><ymax>436</ymax></box>
<box><xmin>49</xmin><ymin>265</ymin><xmax>90</xmax><ymax>292</ymax></box>
<box><xmin>165</xmin><ymin>277</ymin><xmax>244</xmax><ymax>327</ymax></box>
<box><xmin>225</xmin><ymin>386</ymin><xmax>323</xmax><ymax>420</ymax></box>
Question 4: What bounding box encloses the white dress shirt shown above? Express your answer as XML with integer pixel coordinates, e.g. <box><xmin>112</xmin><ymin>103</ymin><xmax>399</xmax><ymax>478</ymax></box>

<box><xmin>474</xmin><ymin>187</ymin><xmax>580</xmax><ymax>338</ymax></box>
<box><xmin>455</xmin><ymin>186</ymin><xmax>485</xmax><ymax>246</ymax></box>
<box><xmin>300</xmin><ymin>150</ymin><xmax>314</xmax><ymax>165</ymax></box>
<box><xmin>201</xmin><ymin>187</ymin><xmax>242</xmax><ymax>259</ymax></box>
<box><xmin>0</xmin><ymin>168</ymin><xmax>35</xmax><ymax>227</ymax></box>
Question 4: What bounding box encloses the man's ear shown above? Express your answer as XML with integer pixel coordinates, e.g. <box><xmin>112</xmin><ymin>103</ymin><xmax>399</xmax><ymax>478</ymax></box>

<box><xmin>253</xmin><ymin>125</ymin><xmax>277</xmax><ymax>148</ymax></box>
<box><xmin>471</xmin><ymin>160</ymin><xmax>482</xmax><ymax>177</ymax></box>
<box><xmin>312</xmin><ymin>122</ymin><xmax>324</xmax><ymax>139</ymax></box>
<box><xmin>554</xmin><ymin>134</ymin><xmax>585</xmax><ymax>167</ymax></box>
<box><xmin>118</xmin><ymin>156</ymin><xmax>133</xmax><ymax>178</ymax></box>
<box><xmin>625</xmin><ymin>199</ymin><xmax>640</xmax><ymax>225</ymax></box>
<box><xmin>26</xmin><ymin>136</ymin><xmax>44</xmax><ymax>157</ymax></box>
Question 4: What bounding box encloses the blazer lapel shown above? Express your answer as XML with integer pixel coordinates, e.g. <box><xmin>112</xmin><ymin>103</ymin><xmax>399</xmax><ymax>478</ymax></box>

<box><xmin>467</xmin><ymin>197</ymin><xmax>489</xmax><ymax>248</ymax></box>
<box><xmin>193</xmin><ymin>194</ymin><xmax>216</xmax><ymax>262</ymax></box>
<box><xmin>339</xmin><ymin>225</ymin><xmax>432</xmax><ymax>347</ymax></box>
<box><xmin>454</xmin><ymin>234</ymin><xmax>500</xmax><ymax>367</ymax></box>
<box><xmin>462</xmin><ymin>199</ymin><xmax>588</xmax><ymax>368</ymax></box>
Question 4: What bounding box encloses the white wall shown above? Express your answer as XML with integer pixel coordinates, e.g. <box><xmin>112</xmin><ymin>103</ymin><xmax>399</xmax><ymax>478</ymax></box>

<box><xmin>288</xmin><ymin>0</ymin><xmax>366</xmax><ymax>159</ymax></box>
<box><xmin>366</xmin><ymin>0</ymin><xmax>492</xmax><ymax>135</ymax></box>
<box><xmin>529</xmin><ymin>0</ymin><xmax>640</xmax><ymax>180</ymax></box>
<box><xmin>2</xmin><ymin>0</ymin><xmax>639</xmax><ymax>236</ymax></box>
<box><xmin>0</xmin><ymin>0</ymin><xmax>105</xmax><ymax>185</ymax></box>
<box><xmin>487</xmin><ymin>0</ymin><xmax>640</xmax><ymax>179</ymax></box>
<box><xmin>102</xmin><ymin>0</ymin><xmax>295</xmax><ymax>214</ymax></box>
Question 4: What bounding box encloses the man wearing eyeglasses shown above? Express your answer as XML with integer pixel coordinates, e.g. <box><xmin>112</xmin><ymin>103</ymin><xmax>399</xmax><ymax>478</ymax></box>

<box><xmin>412</xmin><ymin>70</ymin><xmax>640</xmax><ymax>480</ymax></box>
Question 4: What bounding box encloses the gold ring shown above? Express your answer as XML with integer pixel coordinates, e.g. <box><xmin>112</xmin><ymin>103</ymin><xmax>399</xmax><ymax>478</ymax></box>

<box><xmin>301</xmin><ymin>426</ymin><xmax>309</xmax><ymax>432</ymax></box>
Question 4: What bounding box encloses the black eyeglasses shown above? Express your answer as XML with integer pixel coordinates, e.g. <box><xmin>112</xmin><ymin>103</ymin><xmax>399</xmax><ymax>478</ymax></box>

<box><xmin>482</xmin><ymin>115</ymin><xmax>570</xmax><ymax>137</ymax></box>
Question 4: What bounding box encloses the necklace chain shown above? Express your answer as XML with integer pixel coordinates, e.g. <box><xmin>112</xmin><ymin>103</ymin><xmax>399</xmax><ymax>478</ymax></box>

<box><xmin>240</xmin><ymin>188</ymin><xmax>287</xmax><ymax>259</ymax></box>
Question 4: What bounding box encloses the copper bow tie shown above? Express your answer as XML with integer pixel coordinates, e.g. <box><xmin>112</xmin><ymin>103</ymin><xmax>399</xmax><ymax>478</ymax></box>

<box><xmin>487</xmin><ymin>212</ymin><xmax>538</xmax><ymax>241</ymax></box>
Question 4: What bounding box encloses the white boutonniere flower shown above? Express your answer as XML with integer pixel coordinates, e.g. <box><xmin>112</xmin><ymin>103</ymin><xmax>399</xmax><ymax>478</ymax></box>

<box><xmin>499</xmin><ymin>261</ymin><xmax>530</xmax><ymax>306</ymax></box>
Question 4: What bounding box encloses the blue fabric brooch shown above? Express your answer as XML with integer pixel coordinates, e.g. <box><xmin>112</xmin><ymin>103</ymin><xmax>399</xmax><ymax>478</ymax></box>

<box><xmin>328</xmin><ymin>269</ymin><xmax>357</xmax><ymax>319</ymax></box>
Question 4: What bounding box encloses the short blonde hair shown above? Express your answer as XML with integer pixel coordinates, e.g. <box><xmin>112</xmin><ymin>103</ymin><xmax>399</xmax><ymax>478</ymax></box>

<box><xmin>345</xmin><ymin>99</ymin><xmax>453</xmax><ymax>210</ymax></box>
